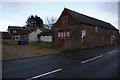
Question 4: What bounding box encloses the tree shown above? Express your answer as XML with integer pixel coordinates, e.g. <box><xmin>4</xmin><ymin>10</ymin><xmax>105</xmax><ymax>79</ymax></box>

<box><xmin>44</xmin><ymin>17</ymin><xmax>57</xmax><ymax>29</ymax></box>
<box><xmin>26</xmin><ymin>15</ymin><xmax>44</xmax><ymax>29</ymax></box>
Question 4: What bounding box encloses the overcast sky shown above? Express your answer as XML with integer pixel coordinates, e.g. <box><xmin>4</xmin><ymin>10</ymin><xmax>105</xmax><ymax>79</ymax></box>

<box><xmin>0</xmin><ymin>2</ymin><xmax>119</xmax><ymax>31</ymax></box>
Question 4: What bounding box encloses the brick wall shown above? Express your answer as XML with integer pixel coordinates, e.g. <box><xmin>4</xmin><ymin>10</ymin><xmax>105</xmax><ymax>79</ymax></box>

<box><xmin>81</xmin><ymin>24</ymin><xmax>119</xmax><ymax>49</ymax></box>
<box><xmin>54</xmin><ymin>9</ymin><xmax>119</xmax><ymax>50</ymax></box>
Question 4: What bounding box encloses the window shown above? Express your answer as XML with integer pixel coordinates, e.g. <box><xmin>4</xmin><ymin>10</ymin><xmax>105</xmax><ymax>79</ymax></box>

<box><xmin>14</xmin><ymin>35</ymin><xmax>20</xmax><ymax>40</ymax></box>
<box><xmin>67</xmin><ymin>32</ymin><xmax>69</xmax><ymax>37</ymax></box>
<box><xmin>95</xmin><ymin>26</ymin><xmax>98</xmax><ymax>32</ymax></box>
<box><xmin>58</xmin><ymin>33</ymin><xmax>60</xmax><ymax>37</ymax></box>
<box><xmin>13</xmin><ymin>30</ymin><xmax>16</xmax><ymax>33</ymax></box>
<box><xmin>61</xmin><ymin>33</ymin><xmax>63</xmax><ymax>37</ymax></box>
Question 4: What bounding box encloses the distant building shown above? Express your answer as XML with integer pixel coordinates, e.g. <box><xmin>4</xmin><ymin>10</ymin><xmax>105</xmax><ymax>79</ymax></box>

<box><xmin>2</xmin><ymin>32</ymin><xmax>10</xmax><ymax>39</ymax></box>
<box><xmin>7</xmin><ymin>26</ymin><xmax>24</xmax><ymax>39</ymax></box>
<box><xmin>24</xmin><ymin>25</ymin><xmax>35</xmax><ymax>30</ymax></box>
<box><xmin>37</xmin><ymin>30</ymin><xmax>54</xmax><ymax>42</ymax></box>
<box><xmin>54</xmin><ymin>8</ymin><xmax>119</xmax><ymax>50</ymax></box>
<box><xmin>14</xmin><ymin>27</ymin><xmax>42</xmax><ymax>43</ymax></box>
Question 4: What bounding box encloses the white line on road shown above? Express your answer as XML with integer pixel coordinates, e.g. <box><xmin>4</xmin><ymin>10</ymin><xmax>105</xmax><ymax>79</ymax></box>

<box><xmin>26</xmin><ymin>68</ymin><xmax>62</xmax><ymax>80</ymax></box>
<box><xmin>81</xmin><ymin>55</ymin><xmax>103</xmax><ymax>64</ymax></box>
<box><xmin>108</xmin><ymin>50</ymin><xmax>118</xmax><ymax>54</ymax></box>
<box><xmin>81</xmin><ymin>59</ymin><xmax>90</xmax><ymax>63</ymax></box>
<box><xmin>97</xmin><ymin>55</ymin><xmax>103</xmax><ymax>58</ymax></box>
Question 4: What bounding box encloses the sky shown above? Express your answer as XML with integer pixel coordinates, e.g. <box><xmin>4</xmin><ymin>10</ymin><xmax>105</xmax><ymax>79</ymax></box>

<box><xmin>0</xmin><ymin>2</ymin><xmax>119</xmax><ymax>31</ymax></box>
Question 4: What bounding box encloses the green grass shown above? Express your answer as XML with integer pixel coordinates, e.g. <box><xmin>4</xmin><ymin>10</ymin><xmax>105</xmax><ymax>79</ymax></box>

<box><xmin>31</xmin><ymin>42</ymin><xmax>60</xmax><ymax>50</ymax></box>
<box><xmin>37</xmin><ymin>45</ymin><xmax>60</xmax><ymax>50</ymax></box>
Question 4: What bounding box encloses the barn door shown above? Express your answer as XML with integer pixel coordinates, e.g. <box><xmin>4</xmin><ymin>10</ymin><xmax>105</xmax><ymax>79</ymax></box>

<box><xmin>58</xmin><ymin>33</ymin><xmax>61</xmax><ymax>46</ymax></box>
<box><xmin>57</xmin><ymin>32</ymin><xmax>70</xmax><ymax>49</ymax></box>
<box><xmin>58</xmin><ymin>38</ymin><xmax>61</xmax><ymax>46</ymax></box>
<box><xmin>110</xmin><ymin>35</ymin><xmax>115</xmax><ymax>45</ymax></box>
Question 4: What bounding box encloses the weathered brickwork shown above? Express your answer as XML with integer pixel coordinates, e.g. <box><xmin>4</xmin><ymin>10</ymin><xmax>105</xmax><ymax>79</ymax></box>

<box><xmin>54</xmin><ymin>8</ymin><xmax>119</xmax><ymax>50</ymax></box>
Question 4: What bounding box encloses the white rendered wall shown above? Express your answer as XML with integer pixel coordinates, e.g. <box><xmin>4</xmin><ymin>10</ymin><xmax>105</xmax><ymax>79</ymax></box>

<box><xmin>40</xmin><ymin>36</ymin><xmax>52</xmax><ymax>42</ymax></box>
<box><xmin>28</xmin><ymin>29</ymin><xmax>42</xmax><ymax>43</ymax></box>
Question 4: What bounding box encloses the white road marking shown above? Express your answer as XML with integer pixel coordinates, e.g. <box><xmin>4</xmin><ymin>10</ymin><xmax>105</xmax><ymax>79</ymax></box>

<box><xmin>108</xmin><ymin>50</ymin><xmax>118</xmax><ymax>54</ymax></box>
<box><xmin>26</xmin><ymin>50</ymin><xmax>118</xmax><ymax>79</ymax></box>
<box><xmin>97</xmin><ymin>55</ymin><xmax>103</xmax><ymax>58</ymax></box>
<box><xmin>89</xmin><ymin>56</ymin><xmax>98</xmax><ymax>61</ymax></box>
<box><xmin>26</xmin><ymin>68</ymin><xmax>62</xmax><ymax>80</ymax></box>
<box><xmin>81</xmin><ymin>59</ymin><xmax>90</xmax><ymax>63</ymax></box>
<box><xmin>81</xmin><ymin>55</ymin><xmax>103</xmax><ymax>64</ymax></box>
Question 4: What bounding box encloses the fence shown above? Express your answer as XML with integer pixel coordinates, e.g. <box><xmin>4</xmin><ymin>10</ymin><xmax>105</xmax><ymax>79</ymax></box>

<box><xmin>2</xmin><ymin>39</ymin><xmax>18</xmax><ymax>45</ymax></box>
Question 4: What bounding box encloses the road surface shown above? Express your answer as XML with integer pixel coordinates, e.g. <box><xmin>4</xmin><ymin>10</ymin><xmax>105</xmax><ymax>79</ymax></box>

<box><xmin>2</xmin><ymin>45</ymin><xmax>120</xmax><ymax>79</ymax></box>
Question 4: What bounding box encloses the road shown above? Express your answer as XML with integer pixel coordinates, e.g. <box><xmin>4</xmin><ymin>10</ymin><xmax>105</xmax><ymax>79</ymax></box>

<box><xmin>2</xmin><ymin>45</ymin><xmax>120</xmax><ymax>79</ymax></box>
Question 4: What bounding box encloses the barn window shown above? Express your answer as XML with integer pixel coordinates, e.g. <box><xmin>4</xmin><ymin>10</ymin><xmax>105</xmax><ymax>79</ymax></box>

<box><xmin>67</xmin><ymin>32</ymin><xmax>69</xmax><ymax>37</ymax></box>
<box><xmin>61</xmin><ymin>33</ymin><xmax>63</xmax><ymax>37</ymax></box>
<box><xmin>95</xmin><ymin>26</ymin><xmax>98</xmax><ymax>32</ymax></box>
<box><xmin>58</xmin><ymin>33</ymin><xmax>60</xmax><ymax>37</ymax></box>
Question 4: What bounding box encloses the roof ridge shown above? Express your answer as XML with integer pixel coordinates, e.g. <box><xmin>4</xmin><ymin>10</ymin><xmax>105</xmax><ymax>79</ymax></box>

<box><xmin>65</xmin><ymin>8</ymin><xmax>110</xmax><ymax>25</ymax></box>
<box><xmin>64</xmin><ymin>8</ymin><xmax>118</xmax><ymax>30</ymax></box>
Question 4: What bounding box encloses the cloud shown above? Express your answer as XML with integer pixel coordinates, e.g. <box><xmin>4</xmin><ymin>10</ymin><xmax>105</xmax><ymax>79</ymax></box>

<box><xmin>0</xmin><ymin>20</ymin><xmax>23</xmax><ymax>31</ymax></box>
<box><xmin>1</xmin><ymin>0</ymin><xmax>119</xmax><ymax>2</ymax></box>
<box><xmin>0</xmin><ymin>21</ymin><xmax>10</xmax><ymax>31</ymax></box>
<box><xmin>2</xmin><ymin>2</ymin><xmax>30</xmax><ymax>14</ymax></box>
<box><xmin>94</xmin><ymin>12</ymin><xmax>118</xmax><ymax>29</ymax></box>
<box><xmin>81</xmin><ymin>9</ymin><xmax>118</xmax><ymax>29</ymax></box>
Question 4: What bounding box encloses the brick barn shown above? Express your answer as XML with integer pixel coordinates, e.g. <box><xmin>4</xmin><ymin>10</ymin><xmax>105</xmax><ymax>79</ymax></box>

<box><xmin>54</xmin><ymin>8</ymin><xmax>119</xmax><ymax>50</ymax></box>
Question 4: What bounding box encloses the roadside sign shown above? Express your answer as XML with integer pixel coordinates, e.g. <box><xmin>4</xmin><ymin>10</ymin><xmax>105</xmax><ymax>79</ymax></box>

<box><xmin>82</xmin><ymin>30</ymin><xmax>86</xmax><ymax>36</ymax></box>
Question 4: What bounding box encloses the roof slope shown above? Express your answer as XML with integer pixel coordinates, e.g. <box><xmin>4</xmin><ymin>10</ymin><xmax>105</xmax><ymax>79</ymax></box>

<box><xmin>37</xmin><ymin>30</ymin><xmax>54</xmax><ymax>36</ymax></box>
<box><xmin>8</xmin><ymin>26</ymin><xmax>24</xmax><ymax>30</ymax></box>
<box><xmin>14</xmin><ymin>27</ymin><xmax>40</xmax><ymax>35</ymax></box>
<box><xmin>65</xmin><ymin>8</ymin><xmax>118</xmax><ymax>31</ymax></box>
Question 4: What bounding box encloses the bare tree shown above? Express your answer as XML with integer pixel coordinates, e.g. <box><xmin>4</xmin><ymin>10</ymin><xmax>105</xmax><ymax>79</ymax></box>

<box><xmin>44</xmin><ymin>17</ymin><xmax>57</xmax><ymax>29</ymax></box>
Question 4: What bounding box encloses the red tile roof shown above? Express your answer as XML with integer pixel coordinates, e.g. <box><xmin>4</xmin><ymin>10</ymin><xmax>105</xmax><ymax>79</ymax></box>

<box><xmin>14</xmin><ymin>27</ymin><xmax>41</xmax><ymax>35</ymax></box>
<box><xmin>37</xmin><ymin>30</ymin><xmax>54</xmax><ymax>37</ymax></box>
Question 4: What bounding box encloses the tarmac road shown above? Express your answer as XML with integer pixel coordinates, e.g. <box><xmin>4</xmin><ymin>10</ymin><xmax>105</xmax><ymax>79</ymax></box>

<box><xmin>2</xmin><ymin>45</ymin><xmax>120</xmax><ymax>79</ymax></box>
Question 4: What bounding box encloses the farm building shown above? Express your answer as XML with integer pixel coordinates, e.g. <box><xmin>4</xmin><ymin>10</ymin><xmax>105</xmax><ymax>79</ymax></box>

<box><xmin>37</xmin><ymin>30</ymin><xmax>54</xmax><ymax>42</ymax></box>
<box><xmin>14</xmin><ymin>27</ymin><xmax>42</xmax><ymax>43</ymax></box>
<box><xmin>8</xmin><ymin>26</ymin><xmax>24</xmax><ymax>39</ymax></box>
<box><xmin>54</xmin><ymin>8</ymin><xmax>119</xmax><ymax>50</ymax></box>
<box><xmin>2</xmin><ymin>32</ymin><xmax>10</xmax><ymax>39</ymax></box>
